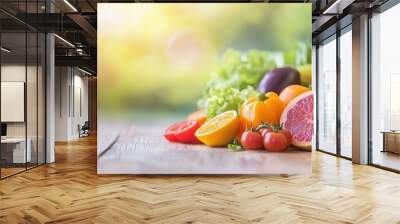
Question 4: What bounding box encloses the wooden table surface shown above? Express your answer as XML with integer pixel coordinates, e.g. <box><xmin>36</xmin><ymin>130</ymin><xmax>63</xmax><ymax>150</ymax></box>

<box><xmin>98</xmin><ymin>122</ymin><xmax>311</xmax><ymax>174</ymax></box>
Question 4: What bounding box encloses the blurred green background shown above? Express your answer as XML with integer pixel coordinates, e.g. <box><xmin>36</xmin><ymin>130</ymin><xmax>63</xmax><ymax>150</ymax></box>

<box><xmin>98</xmin><ymin>3</ymin><xmax>311</xmax><ymax>119</ymax></box>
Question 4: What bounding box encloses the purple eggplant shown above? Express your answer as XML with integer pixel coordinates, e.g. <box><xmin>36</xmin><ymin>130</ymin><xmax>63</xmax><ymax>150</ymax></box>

<box><xmin>257</xmin><ymin>67</ymin><xmax>300</xmax><ymax>94</ymax></box>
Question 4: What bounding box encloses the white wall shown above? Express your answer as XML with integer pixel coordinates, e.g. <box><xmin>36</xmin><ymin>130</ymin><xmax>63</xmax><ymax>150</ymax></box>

<box><xmin>55</xmin><ymin>67</ymin><xmax>70</xmax><ymax>141</ymax></box>
<box><xmin>73</xmin><ymin>73</ymin><xmax>89</xmax><ymax>136</ymax></box>
<box><xmin>55</xmin><ymin>67</ymin><xmax>89</xmax><ymax>141</ymax></box>
<box><xmin>1</xmin><ymin>65</ymin><xmax>26</xmax><ymax>140</ymax></box>
<box><xmin>1</xmin><ymin>65</ymin><xmax>39</xmax><ymax>138</ymax></box>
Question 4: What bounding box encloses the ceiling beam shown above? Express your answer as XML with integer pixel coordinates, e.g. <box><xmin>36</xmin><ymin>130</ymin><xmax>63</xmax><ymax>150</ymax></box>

<box><xmin>322</xmin><ymin>0</ymin><xmax>356</xmax><ymax>14</ymax></box>
<box><xmin>312</xmin><ymin>15</ymin><xmax>335</xmax><ymax>33</ymax></box>
<box><xmin>12</xmin><ymin>13</ymin><xmax>82</xmax><ymax>32</ymax></box>
<box><xmin>67</xmin><ymin>13</ymin><xmax>97</xmax><ymax>40</ymax></box>
<box><xmin>55</xmin><ymin>55</ymin><xmax>96</xmax><ymax>70</ymax></box>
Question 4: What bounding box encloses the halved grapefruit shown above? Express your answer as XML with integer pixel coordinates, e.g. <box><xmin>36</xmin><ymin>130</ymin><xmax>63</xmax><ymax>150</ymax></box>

<box><xmin>280</xmin><ymin>91</ymin><xmax>314</xmax><ymax>150</ymax></box>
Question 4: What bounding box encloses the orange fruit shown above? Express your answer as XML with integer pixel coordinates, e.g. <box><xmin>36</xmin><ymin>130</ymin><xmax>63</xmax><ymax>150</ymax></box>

<box><xmin>279</xmin><ymin>85</ymin><xmax>310</xmax><ymax>105</ymax></box>
<box><xmin>195</xmin><ymin>110</ymin><xmax>239</xmax><ymax>147</ymax></box>
<box><xmin>187</xmin><ymin>110</ymin><xmax>207</xmax><ymax>125</ymax></box>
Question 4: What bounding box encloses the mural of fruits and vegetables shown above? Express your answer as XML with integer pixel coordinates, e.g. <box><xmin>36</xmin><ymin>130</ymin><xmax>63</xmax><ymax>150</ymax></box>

<box><xmin>98</xmin><ymin>3</ymin><xmax>312</xmax><ymax>174</ymax></box>
<box><xmin>164</xmin><ymin>48</ymin><xmax>313</xmax><ymax>152</ymax></box>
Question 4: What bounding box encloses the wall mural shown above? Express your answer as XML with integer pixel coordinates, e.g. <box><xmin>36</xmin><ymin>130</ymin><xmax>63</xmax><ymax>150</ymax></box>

<box><xmin>97</xmin><ymin>3</ymin><xmax>313</xmax><ymax>174</ymax></box>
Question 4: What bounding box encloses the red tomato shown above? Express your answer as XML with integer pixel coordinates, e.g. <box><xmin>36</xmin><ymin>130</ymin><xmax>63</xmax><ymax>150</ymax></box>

<box><xmin>259</xmin><ymin>128</ymin><xmax>272</xmax><ymax>138</ymax></box>
<box><xmin>279</xmin><ymin>129</ymin><xmax>292</xmax><ymax>146</ymax></box>
<box><xmin>263</xmin><ymin>132</ymin><xmax>288</xmax><ymax>152</ymax></box>
<box><xmin>241</xmin><ymin>131</ymin><xmax>264</xmax><ymax>150</ymax></box>
<box><xmin>164</xmin><ymin>120</ymin><xmax>202</xmax><ymax>144</ymax></box>
<box><xmin>164</xmin><ymin>121</ymin><xmax>186</xmax><ymax>142</ymax></box>
<box><xmin>175</xmin><ymin>120</ymin><xmax>202</xmax><ymax>144</ymax></box>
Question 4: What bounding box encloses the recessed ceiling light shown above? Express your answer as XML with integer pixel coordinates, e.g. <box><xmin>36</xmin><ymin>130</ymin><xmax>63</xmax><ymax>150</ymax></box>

<box><xmin>78</xmin><ymin>67</ymin><xmax>93</xmax><ymax>76</ymax></box>
<box><xmin>63</xmin><ymin>0</ymin><xmax>78</xmax><ymax>12</ymax></box>
<box><xmin>323</xmin><ymin>0</ymin><xmax>354</xmax><ymax>15</ymax></box>
<box><xmin>54</xmin><ymin>34</ymin><xmax>75</xmax><ymax>48</ymax></box>
<box><xmin>1</xmin><ymin>47</ymin><xmax>11</xmax><ymax>53</ymax></box>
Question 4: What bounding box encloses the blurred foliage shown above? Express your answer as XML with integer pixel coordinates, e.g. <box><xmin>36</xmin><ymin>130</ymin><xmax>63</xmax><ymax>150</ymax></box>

<box><xmin>198</xmin><ymin>49</ymin><xmax>276</xmax><ymax>118</ymax></box>
<box><xmin>98</xmin><ymin>3</ymin><xmax>311</xmax><ymax>116</ymax></box>
<box><xmin>283</xmin><ymin>43</ymin><xmax>312</xmax><ymax>67</ymax></box>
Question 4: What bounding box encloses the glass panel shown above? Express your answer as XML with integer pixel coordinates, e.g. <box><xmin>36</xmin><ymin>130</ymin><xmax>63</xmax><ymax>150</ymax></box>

<box><xmin>26</xmin><ymin>0</ymin><xmax>39</xmax><ymax>169</ymax></box>
<box><xmin>0</xmin><ymin>1</ymin><xmax>46</xmax><ymax>178</ymax></box>
<box><xmin>371</xmin><ymin>4</ymin><xmax>400</xmax><ymax>171</ymax></box>
<box><xmin>339</xmin><ymin>29</ymin><xmax>352</xmax><ymax>158</ymax></box>
<box><xmin>317</xmin><ymin>37</ymin><xmax>337</xmax><ymax>154</ymax></box>
<box><xmin>27</xmin><ymin>31</ymin><xmax>38</xmax><ymax>169</ymax></box>
<box><xmin>38</xmin><ymin>33</ymin><xmax>45</xmax><ymax>165</ymax></box>
<box><xmin>1</xmin><ymin>31</ymin><xmax>27</xmax><ymax>177</ymax></box>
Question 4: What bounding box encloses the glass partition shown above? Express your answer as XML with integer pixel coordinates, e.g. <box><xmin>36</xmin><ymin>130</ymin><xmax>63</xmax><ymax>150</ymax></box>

<box><xmin>27</xmin><ymin>30</ymin><xmax>38</xmax><ymax>169</ymax></box>
<box><xmin>1</xmin><ymin>31</ymin><xmax>28</xmax><ymax>177</ymax></box>
<box><xmin>26</xmin><ymin>0</ymin><xmax>39</xmax><ymax>170</ymax></box>
<box><xmin>38</xmin><ymin>32</ymin><xmax>45</xmax><ymax>165</ymax></box>
<box><xmin>0</xmin><ymin>2</ymin><xmax>46</xmax><ymax>179</ymax></box>
<box><xmin>317</xmin><ymin>36</ymin><xmax>337</xmax><ymax>154</ymax></box>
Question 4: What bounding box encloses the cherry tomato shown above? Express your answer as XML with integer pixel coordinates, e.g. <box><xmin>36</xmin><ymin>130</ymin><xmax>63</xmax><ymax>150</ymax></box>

<box><xmin>259</xmin><ymin>128</ymin><xmax>272</xmax><ymax>138</ymax></box>
<box><xmin>263</xmin><ymin>132</ymin><xmax>288</xmax><ymax>152</ymax></box>
<box><xmin>279</xmin><ymin>129</ymin><xmax>292</xmax><ymax>146</ymax></box>
<box><xmin>241</xmin><ymin>131</ymin><xmax>264</xmax><ymax>150</ymax></box>
<box><xmin>175</xmin><ymin>120</ymin><xmax>202</xmax><ymax>144</ymax></box>
<box><xmin>164</xmin><ymin>121</ymin><xmax>186</xmax><ymax>142</ymax></box>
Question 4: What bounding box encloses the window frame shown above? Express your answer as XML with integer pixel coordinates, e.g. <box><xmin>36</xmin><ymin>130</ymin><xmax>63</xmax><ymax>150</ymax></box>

<box><xmin>315</xmin><ymin>23</ymin><xmax>352</xmax><ymax>160</ymax></box>
<box><xmin>367</xmin><ymin>0</ymin><xmax>400</xmax><ymax>173</ymax></box>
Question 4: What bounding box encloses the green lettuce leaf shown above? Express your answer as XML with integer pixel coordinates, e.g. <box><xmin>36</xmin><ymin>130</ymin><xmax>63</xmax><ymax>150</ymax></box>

<box><xmin>198</xmin><ymin>49</ymin><xmax>276</xmax><ymax>118</ymax></box>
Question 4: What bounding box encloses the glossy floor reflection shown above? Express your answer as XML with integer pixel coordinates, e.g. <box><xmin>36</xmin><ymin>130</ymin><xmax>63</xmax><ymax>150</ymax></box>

<box><xmin>373</xmin><ymin>150</ymin><xmax>400</xmax><ymax>171</ymax></box>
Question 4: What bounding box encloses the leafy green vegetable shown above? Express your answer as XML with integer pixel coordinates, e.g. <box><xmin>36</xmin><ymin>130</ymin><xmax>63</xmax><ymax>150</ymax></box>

<box><xmin>198</xmin><ymin>86</ymin><xmax>257</xmax><ymax>118</ymax></box>
<box><xmin>198</xmin><ymin>49</ymin><xmax>276</xmax><ymax>118</ymax></box>
<box><xmin>227</xmin><ymin>139</ymin><xmax>243</xmax><ymax>152</ymax></box>
<box><xmin>228</xmin><ymin>144</ymin><xmax>243</xmax><ymax>152</ymax></box>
